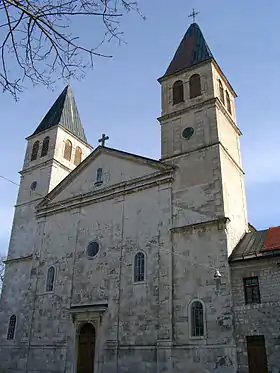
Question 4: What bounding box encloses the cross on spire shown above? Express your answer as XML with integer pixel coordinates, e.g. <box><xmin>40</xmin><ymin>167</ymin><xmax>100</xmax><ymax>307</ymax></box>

<box><xmin>188</xmin><ymin>8</ymin><xmax>199</xmax><ymax>23</ymax></box>
<box><xmin>98</xmin><ymin>133</ymin><xmax>109</xmax><ymax>147</ymax></box>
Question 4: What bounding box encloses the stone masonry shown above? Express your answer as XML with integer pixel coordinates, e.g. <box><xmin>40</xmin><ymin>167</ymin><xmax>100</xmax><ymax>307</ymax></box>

<box><xmin>0</xmin><ymin>21</ymin><xmax>278</xmax><ymax>373</ymax></box>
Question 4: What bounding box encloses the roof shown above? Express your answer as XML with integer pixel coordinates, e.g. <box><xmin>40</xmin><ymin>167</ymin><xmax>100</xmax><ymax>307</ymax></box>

<box><xmin>230</xmin><ymin>226</ymin><xmax>280</xmax><ymax>262</ymax></box>
<box><xmin>31</xmin><ymin>85</ymin><xmax>87</xmax><ymax>143</ymax></box>
<box><xmin>162</xmin><ymin>23</ymin><xmax>213</xmax><ymax>79</ymax></box>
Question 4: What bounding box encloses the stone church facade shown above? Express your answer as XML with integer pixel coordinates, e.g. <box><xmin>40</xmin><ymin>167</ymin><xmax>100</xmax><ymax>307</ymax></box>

<box><xmin>0</xmin><ymin>22</ymin><xmax>280</xmax><ymax>373</ymax></box>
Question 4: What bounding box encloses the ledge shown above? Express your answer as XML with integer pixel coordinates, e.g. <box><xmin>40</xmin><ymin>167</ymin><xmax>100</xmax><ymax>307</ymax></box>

<box><xmin>170</xmin><ymin>217</ymin><xmax>230</xmax><ymax>233</ymax></box>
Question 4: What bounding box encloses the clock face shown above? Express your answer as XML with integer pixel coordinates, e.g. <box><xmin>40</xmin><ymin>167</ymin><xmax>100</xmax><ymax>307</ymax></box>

<box><xmin>182</xmin><ymin>127</ymin><xmax>194</xmax><ymax>140</ymax></box>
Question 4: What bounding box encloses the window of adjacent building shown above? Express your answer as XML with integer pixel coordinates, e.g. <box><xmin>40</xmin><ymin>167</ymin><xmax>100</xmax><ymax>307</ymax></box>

<box><xmin>226</xmin><ymin>91</ymin><xmax>232</xmax><ymax>114</ymax></box>
<box><xmin>74</xmin><ymin>146</ymin><xmax>82</xmax><ymax>166</ymax></box>
<box><xmin>41</xmin><ymin>136</ymin><xmax>50</xmax><ymax>157</ymax></box>
<box><xmin>219</xmin><ymin>79</ymin><xmax>225</xmax><ymax>104</ymax></box>
<box><xmin>64</xmin><ymin>139</ymin><xmax>72</xmax><ymax>161</ymax></box>
<box><xmin>46</xmin><ymin>266</ymin><xmax>55</xmax><ymax>292</ymax></box>
<box><xmin>190</xmin><ymin>300</ymin><xmax>205</xmax><ymax>338</ymax></box>
<box><xmin>31</xmin><ymin>140</ymin><xmax>40</xmax><ymax>161</ymax></box>
<box><xmin>244</xmin><ymin>277</ymin><xmax>261</xmax><ymax>304</ymax></box>
<box><xmin>172</xmin><ymin>80</ymin><xmax>184</xmax><ymax>105</ymax></box>
<box><xmin>7</xmin><ymin>314</ymin><xmax>16</xmax><ymax>340</ymax></box>
<box><xmin>189</xmin><ymin>74</ymin><xmax>202</xmax><ymax>99</ymax></box>
<box><xmin>134</xmin><ymin>252</ymin><xmax>145</xmax><ymax>283</ymax></box>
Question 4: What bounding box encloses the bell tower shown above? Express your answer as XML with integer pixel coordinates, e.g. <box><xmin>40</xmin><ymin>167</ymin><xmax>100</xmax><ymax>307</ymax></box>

<box><xmin>158</xmin><ymin>22</ymin><xmax>248</xmax><ymax>253</ymax></box>
<box><xmin>8</xmin><ymin>85</ymin><xmax>92</xmax><ymax>259</ymax></box>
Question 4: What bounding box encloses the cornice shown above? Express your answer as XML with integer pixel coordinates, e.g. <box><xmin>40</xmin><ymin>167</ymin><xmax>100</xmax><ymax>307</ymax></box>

<box><xmin>37</xmin><ymin>170</ymin><xmax>174</xmax><ymax>217</ymax></box>
<box><xmin>157</xmin><ymin>98</ymin><xmax>216</xmax><ymax>123</ymax></box>
<box><xmin>170</xmin><ymin>217</ymin><xmax>230</xmax><ymax>233</ymax></box>
<box><xmin>4</xmin><ymin>254</ymin><xmax>33</xmax><ymax>264</ymax></box>
<box><xmin>26</xmin><ymin>124</ymin><xmax>92</xmax><ymax>150</ymax></box>
<box><xmin>158</xmin><ymin>58</ymin><xmax>237</xmax><ymax>98</ymax></box>
<box><xmin>158</xmin><ymin>59</ymin><xmax>211</xmax><ymax>83</ymax></box>
<box><xmin>157</xmin><ymin>97</ymin><xmax>241</xmax><ymax>137</ymax></box>
<box><xmin>20</xmin><ymin>157</ymin><xmax>72</xmax><ymax>175</ymax></box>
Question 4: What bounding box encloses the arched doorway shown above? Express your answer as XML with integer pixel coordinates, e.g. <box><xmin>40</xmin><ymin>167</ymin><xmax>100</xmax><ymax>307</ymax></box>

<box><xmin>77</xmin><ymin>323</ymin><xmax>96</xmax><ymax>373</ymax></box>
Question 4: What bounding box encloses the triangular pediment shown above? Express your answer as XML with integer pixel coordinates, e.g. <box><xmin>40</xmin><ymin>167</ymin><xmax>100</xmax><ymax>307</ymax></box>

<box><xmin>37</xmin><ymin>146</ymin><xmax>174</xmax><ymax>210</ymax></box>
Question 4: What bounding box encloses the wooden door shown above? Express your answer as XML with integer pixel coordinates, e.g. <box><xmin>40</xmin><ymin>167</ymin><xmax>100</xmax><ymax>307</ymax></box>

<box><xmin>77</xmin><ymin>323</ymin><xmax>95</xmax><ymax>373</ymax></box>
<box><xmin>247</xmin><ymin>335</ymin><xmax>268</xmax><ymax>373</ymax></box>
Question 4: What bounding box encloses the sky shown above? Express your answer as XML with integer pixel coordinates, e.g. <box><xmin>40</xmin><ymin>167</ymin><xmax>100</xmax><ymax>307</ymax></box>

<box><xmin>0</xmin><ymin>0</ymin><xmax>280</xmax><ymax>255</ymax></box>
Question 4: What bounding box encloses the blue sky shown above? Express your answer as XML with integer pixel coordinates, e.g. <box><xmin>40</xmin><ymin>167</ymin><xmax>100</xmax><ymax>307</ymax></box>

<box><xmin>1</xmin><ymin>0</ymin><xmax>280</xmax><ymax>255</ymax></box>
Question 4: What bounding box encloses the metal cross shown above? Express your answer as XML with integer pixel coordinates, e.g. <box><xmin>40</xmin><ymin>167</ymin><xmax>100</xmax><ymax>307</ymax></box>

<box><xmin>98</xmin><ymin>133</ymin><xmax>109</xmax><ymax>147</ymax></box>
<box><xmin>188</xmin><ymin>8</ymin><xmax>199</xmax><ymax>23</ymax></box>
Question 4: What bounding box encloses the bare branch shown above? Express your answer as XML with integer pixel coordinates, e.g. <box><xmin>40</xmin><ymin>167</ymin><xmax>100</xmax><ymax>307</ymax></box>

<box><xmin>0</xmin><ymin>0</ymin><xmax>141</xmax><ymax>99</ymax></box>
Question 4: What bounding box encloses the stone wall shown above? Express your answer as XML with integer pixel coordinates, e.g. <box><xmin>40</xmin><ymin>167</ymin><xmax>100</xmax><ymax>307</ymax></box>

<box><xmin>231</xmin><ymin>257</ymin><xmax>280</xmax><ymax>373</ymax></box>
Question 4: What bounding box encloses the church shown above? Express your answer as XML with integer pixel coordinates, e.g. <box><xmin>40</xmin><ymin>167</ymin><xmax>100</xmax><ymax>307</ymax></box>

<box><xmin>0</xmin><ymin>21</ymin><xmax>280</xmax><ymax>373</ymax></box>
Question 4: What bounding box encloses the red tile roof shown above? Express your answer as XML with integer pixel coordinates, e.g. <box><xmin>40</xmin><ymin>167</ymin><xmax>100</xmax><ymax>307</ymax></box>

<box><xmin>230</xmin><ymin>226</ymin><xmax>280</xmax><ymax>262</ymax></box>
<box><xmin>262</xmin><ymin>226</ymin><xmax>280</xmax><ymax>252</ymax></box>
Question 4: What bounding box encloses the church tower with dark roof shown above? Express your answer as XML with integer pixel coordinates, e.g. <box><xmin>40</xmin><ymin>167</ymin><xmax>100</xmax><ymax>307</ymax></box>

<box><xmin>20</xmin><ymin>85</ymin><xmax>92</xmax><ymax>204</ymax></box>
<box><xmin>8</xmin><ymin>86</ymin><xmax>92</xmax><ymax>259</ymax></box>
<box><xmin>158</xmin><ymin>22</ymin><xmax>248</xmax><ymax>254</ymax></box>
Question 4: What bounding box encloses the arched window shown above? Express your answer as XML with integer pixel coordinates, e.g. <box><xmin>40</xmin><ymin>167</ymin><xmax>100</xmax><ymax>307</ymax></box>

<box><xmin>219</xmin><ymin>80</ymin><xmax>225</xmax><ymax>104</ymax></box>
<box><xmin>41</xmin><ymin>136</ymin><xmax>50</xmax><ymax>157</ymax></box>
<box><xmin>173</xmin><ymin>80</ymin><xmax>184</xmax><ymax>105</ymax></box>
<box><xmin>190</xmin><ymin>300</ymin><xmax>205</xmax><ymax>337</ymax></box>
<box><xmin>189</xmin><ymin>74</ymin><xmax>201</xmax><ymax>99</ymax></box>
<box><xmin>74</xmin><ymin>147</ymin><xmax>82</xmax><ymax>166</ymax></box>
<box><xmin>46</xmin><ymin>266</ymin><xmax>55</xmax><ymax>292</ymax></box>
<box><xmin>95</xmin><ymin>167</ymin><xmax>103</xmax><ymax>186</ymax></box>
<box><xmin>64</xmin><ymin>139</ymin><xmax>72</xmax><ymax>161</ymax></box>
<box><xmin>31</xmin><ymin>141</ymin><xmax>40</xmax><ymax>161</ymax></box>
<box><xmin>226</xmin><ymin>91</ymin><xmax>232</xmax><ymax>114</ymax></box>
<box><xmin>7</xmin><ymin>314</ymin><xmax>16</xmax><ymax>340</ymax></box>
<box><xmin>134</xmin><ymin>252</ymin><xmax>145</xmax><ymax>282</ymax></box>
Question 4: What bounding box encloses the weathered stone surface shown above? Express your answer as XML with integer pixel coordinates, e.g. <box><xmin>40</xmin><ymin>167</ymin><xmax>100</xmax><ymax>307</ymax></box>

<box><xmin>1</xmin><ymin>23</ymin><xmax>273</xmax><ymax>373</ymax></box>
<box><xmin>231</xmin><ymin>258</ymin><xmax>280</xmax><ymax>373</ymax></box>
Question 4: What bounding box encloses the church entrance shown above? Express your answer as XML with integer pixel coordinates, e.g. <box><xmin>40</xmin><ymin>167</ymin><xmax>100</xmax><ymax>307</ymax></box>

<box><xmin>247</xmin><ymin>335</ymin><xmax>268</xmax><ymax>373</ymax></box>
<box><xmin>77</xmin><ymin>323</ymin><xmax>96</xmax><ymax>373</ymax></box>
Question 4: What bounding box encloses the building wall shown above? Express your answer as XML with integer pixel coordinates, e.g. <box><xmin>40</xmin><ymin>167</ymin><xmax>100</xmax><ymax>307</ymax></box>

<box><xmin>231</xmin><ymin>257</ymin><xmax>280</xmax><ymax>373</ymax></box>
<box><xmin>0</xmin><ymin>179</ymin><xmax>173</xmax><ymax>373</ymax></box>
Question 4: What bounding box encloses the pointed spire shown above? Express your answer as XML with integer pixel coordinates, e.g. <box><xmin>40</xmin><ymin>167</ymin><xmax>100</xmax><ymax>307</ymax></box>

<box><xmin>163</xmin><ymin>23</ymin><xmax>213</xmax><ymax>78</ymax></box>
<box><xmin>31</xmin><ymin>85</ymin><xmax>87</xmax><ymax>143</ymax></box>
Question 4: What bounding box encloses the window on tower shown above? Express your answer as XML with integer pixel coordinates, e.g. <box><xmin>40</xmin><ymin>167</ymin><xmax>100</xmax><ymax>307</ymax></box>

<box><xmin>41</xmin><ymin>136</ymin><xmax>50</xmax><ymax>157</ymax></box>
<box><xmin>226</xmin><ymin>91</ymin><xmax>232</xmax><ymax>114</ymax></box>
<box><xmin>190</xmin><ymin>300</ymin><xmax>205</xmax><ymax>338</ymax></box>
<box><xmin>74</xmin><ymin>146</ymin><xmax>82</xmax><ymax>166</ymax></box>
<box><xmin>172</xmin><ymin>80</ymin><xmax>184</xmax><ymax>105</ymax></box>
<box><xmin>7</xmin><ymin>314</ymin><xmax>16</xmax><ymax>340</ymax></box>
<box><xmin>31</xmin><ymin>140</ymin><xmax>40</xmax><ymax>161</ymax></box>
<box><xmin>64</xmin><ymin>139</ymin><xmax>72</xmax><ymax>161</ymax></box>
<box><xmin>189</xmin><ymin>74</ymin><xmax>201</xmax><ymax>99</ymax></box>
<box><xmin>219</xmin><ymin>79</ymin><xmax>225</xmax><ymax>104</ymax></box>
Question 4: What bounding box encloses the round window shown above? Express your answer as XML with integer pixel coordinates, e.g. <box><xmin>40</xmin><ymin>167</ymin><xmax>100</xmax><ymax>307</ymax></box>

<box><xmin>86</xmin><ymin>241</ymin><xmax>99</xmax><ymax>258</ymax></box>
<box><xmin>182</xmin><ymin>127</ymin><xmax>194</xmax><ymax>140</ymax></box>
<box><xmin>30</xmin><ymin>181</ymin><xmax>37</xmax><ymax>190</ymax></box>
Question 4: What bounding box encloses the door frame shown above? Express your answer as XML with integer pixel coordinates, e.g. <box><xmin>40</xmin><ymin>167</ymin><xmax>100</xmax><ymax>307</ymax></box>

<box><xmin>246</xmin><ymin>335</ymin><xmax>268</xmax><ymax>373</ymax></box>
<box><xmin>72</xmin><ymin>312</ymin><xmax>103</xmax><ymax>373</ymax></box>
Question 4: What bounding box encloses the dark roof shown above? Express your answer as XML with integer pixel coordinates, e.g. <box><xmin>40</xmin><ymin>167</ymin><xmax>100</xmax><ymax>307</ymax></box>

<box><xmin>162</xmin><ymin>23</ymin><xmax>213</xmax><ymax>78</ymax></box>
<box><xmin>31</xmin><ymin>85</ymin><xmax>87</xmax><ymax>143</ymax></box>
<box><xmin>230</xmin><ymin>227</ymin><xmax>280</xmax><ymax>263</ymax></box>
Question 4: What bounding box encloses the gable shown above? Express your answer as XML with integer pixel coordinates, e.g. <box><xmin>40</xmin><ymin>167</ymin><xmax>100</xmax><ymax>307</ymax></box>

<box><xmin>40</xmin><ymin>147</ymin><xmax>173</xmax><ymax>207</ymax></box>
